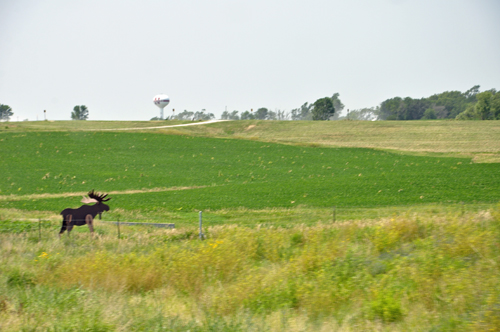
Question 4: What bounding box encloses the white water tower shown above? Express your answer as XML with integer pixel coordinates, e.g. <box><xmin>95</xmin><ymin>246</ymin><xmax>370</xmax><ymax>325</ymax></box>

<box><xmin>153</xmin><ymin>94</ymin><xmax>170</xmax><ymax>119</ymax></box>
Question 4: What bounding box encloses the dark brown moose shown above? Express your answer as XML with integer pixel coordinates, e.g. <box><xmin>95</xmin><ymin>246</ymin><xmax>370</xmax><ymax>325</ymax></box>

<box><xmin>59</xmin><ymin>190</ymin><xmax>111</xmax><ymax>237</ymax></box>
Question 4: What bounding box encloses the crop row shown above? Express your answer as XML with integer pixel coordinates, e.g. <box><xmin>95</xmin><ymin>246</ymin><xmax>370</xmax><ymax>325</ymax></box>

<box><xmin>1</xmin><ymin>131</ymin><xmax>499</xmax><ymax>212</ymax></box>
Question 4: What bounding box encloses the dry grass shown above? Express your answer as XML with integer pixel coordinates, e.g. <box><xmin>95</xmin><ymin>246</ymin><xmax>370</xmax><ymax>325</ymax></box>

<box><xmin>0</xmin><ymin>120</ymin><xmax>196</xmax><ymax>132</ymax></box>
<box><xmin>0</xmin><ymin>185</ymin><xmax>209</xmax><ymax>202</ymax></box>
<box><xmin>1</xmin><ymin>207</ymin><xmax>499</xmax><ymax>331</ymax></box>
<box><xmin>195</xmin><ymin>120</ymin><xmax>500</xmax><ymax>161</ymax></box>
<box><xmin>4</xmin><ymin>120</ymin><xmax>499</xmax><ymax>162</ymax></box>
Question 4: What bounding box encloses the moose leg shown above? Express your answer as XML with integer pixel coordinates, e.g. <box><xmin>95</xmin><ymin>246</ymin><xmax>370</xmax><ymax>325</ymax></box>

<box><xmin>59</xmin><ymin>221</ymin><xmax>66</xmax><ymax>238</ymax></box>
<box><xmin>66</xmin><ymin>224</ymin><xmax>74</xmax><ymax>235</ymax></box>
<box><xmin>59</xmin><ymin>215</ymin><xmax>72</xmax><ymax>238</ymax></box>
<box><xmin>85</xmin><ymin>214</ymin><xmax>94</xmax><ymax>236</ymax></box>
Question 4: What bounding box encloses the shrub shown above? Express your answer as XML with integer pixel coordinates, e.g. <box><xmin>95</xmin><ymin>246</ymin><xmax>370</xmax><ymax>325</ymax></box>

<box><xmin>368</xmin><ymin>291</ymin><xmax>404</xmax><ymax>322</ymax></box>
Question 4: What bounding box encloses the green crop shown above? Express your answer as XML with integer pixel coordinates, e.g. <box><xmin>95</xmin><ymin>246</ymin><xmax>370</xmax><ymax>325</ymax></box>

<box><xmin>1</xmin><ymin>131</ymin><xmax>499</xmax><ymax>213</ymax></box>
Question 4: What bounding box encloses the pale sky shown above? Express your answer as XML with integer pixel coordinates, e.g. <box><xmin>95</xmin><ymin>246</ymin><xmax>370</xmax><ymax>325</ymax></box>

<box><xmin>1</xmin><ymin>0</ymin><xmax>499</xmax><ymax>121</ymax></box>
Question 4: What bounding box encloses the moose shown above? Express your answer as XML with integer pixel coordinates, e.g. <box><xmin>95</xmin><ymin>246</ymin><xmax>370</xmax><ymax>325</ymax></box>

<box><xmin>59</xmin><ymin>190</ymin><xmax>111</xmax><ymax>237</ymax></box>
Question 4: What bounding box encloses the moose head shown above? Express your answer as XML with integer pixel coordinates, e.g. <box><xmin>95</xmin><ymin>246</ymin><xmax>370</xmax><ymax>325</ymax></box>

<box><xmin>81</xmin><ymin>189</ymin><xmax>111</xmax><ymax>215</ymax></box>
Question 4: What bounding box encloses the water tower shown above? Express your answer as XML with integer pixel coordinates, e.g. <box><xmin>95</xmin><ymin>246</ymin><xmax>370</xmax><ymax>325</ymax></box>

<box><xmin>153</xmin><ymin>94</ymin><xmax>170</xmax><ymax>119</ymax></box>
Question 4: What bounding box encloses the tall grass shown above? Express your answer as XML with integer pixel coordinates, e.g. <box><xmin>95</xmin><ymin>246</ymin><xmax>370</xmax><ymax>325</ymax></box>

<box><xmin>1</xmin><ymin>207</ymin><xmax>499</xmax><ymax>331</ymax></box>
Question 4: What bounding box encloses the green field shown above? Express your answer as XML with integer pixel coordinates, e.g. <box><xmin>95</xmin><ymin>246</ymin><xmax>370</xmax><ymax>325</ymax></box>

<box><xmin>1</xmin><ymin>129</ymin><xmax>499</xmax><ymax>214</ymax></box>
<box><xmin>1</xmin><ymin>120</ymin><xmax>500</xmax><ymax>331</ymax></box>
<box><xmin>7</xmin><ymin>119</ymin><xmax>500</xmax><ymax>160</ymax></box>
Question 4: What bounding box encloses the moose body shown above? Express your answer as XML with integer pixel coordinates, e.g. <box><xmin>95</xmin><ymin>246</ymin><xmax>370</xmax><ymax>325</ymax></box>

<box><xmin>59</xmin><ymin>190</ymin><xmax>110</xmax><ymax>237</ymax></box>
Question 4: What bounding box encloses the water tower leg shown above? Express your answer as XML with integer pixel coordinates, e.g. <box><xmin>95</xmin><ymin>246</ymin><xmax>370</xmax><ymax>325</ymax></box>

<box><xmin>161</xmin><ymin>108</ymin><xmax>164</xmax><ymax>120</ymax></box>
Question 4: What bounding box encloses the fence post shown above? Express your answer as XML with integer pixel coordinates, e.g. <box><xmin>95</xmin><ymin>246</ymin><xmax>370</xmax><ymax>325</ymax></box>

<box><xmin>199</xmin><ymin>211</ymin><xmax>204</xmax><ymax>240</ymax></box>
<box><xmin>117</xmin><ymin>217</ymin><xmax>121</xmax><ymax>239</ymax></box>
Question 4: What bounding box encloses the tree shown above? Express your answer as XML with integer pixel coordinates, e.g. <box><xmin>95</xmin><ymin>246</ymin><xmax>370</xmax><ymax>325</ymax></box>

<box><xmin>330</xmin><ymin>93</ymin><xmax>345</xmax><ymax>120</ymax></box>
<box><xmin>255</xmin><ymin>108</ymin><xmax>269</xmax><ymax>120</ymax></box>
<box><xmin>193</xmin><ymin>111</ymin><xmax>215</xmax><ymax>121</ymax></box>
<box><xmin>173</xmin><ymin>110</ymin><xmax>194</xmax><ymax>120</ymax></box>
<box><xmin>475</xmin><ymin>91</ymin><xmax>493</xmax><ymax>120</ymax></box>
<box><xmin>291</xmin><ymin>102</ymin><xmax>312</xmax><ymax>120</ymax></box>
<box><xmin>427</xmin><ymin>90</ymin><xmax>470</xmax><ymax>118</ymax></box>
<box><xmin>343</xmin><ymin>108</ymin><xmax>377</xmax><ymax>121</ymax></box>
<box><xmin>405</xmin><ymin>97</ymin><xmax>429</xmax><ymax>120</ymax></box>
<box><xmin>456</xmin><ymin>104</ymin><xmax>480</xmax><ymax>120</ymax></box>
<box><xmin>378</xmin><ymin>97</ymin><xmax>402</xmax><ymax>120</ymax></box>
<box><xmin>276</xmin><ymin>109</ymin><xmax>289</xmax><ymax>120</ymax></box>
<box><xmin>492</xmin><ymin>90</ymin><xmax>500</xmax><ymax>119</ymax></box>
<box><xmin>422</xmin><ymin>108</ymin><xmax>437</xmax><ymax>120</ymax></box>
<box><xmin>455</xmin><ymin>89</ymin><xmax>500</xmax><ymax>120</ymax></box>
<box><xmin>267</xmin><ymin>110</ymin><xmax>277</xmax><ymax>120</ymax></box>
<box><xmin>71</xmin><ymin>105</ymin><xmax>89</xmax><ymax>120</ymax></box>
<box><xmin>221</xmin><ymin>111</ymin><xmax>240</xmax><ymax>120</ymax></box>
<box><xmin>240</xmin><ymin>111</ymin><xmax>255</xmax><ymax>120</ymax></box>
<box><xmin>464</xmin><ymin>85</ymin><xmax>480</xmax><ymax>100</ymax></box>
<box><xmin>380</xmin><ymin>97</ymin><xmax>430</xmax><ymax>120</ymax></box>
<box><xmin>230</xmin><ymin>111</ymin><xmax>240</xmax><ymax>120</ymax></box>
<box><xmin>0</xmin><ymin>104</ymin><xmax>13</xmax><ymax>121</ymax></box>
<box><xmin>311</xmin><ymin>97</ymin><xmax>335</xmax><ymax>120</ymax></box>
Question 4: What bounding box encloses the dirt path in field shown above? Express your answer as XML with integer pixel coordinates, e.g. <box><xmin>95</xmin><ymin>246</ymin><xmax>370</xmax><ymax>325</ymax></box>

<box><xmin>0</xmin><ymin>186</ymin><xmax>208</xmax><ymax>202</ymax></box>
<box><xmin>93</xmin><ymin>119</ymin><xmax>229</xmax><ymax>131</ymax></box>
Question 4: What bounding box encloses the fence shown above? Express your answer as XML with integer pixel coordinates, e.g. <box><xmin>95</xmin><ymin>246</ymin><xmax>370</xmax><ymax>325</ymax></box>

<box><xmin>99</xmin><ymin>220</ymin><xmax>175</xmax><ymax>239</ymax></box>
<box><xmin>0</xmin><ymin>202</ymin><xmax>492</xmax><ymax>241</ymax></box>
<box><xmin>0</xmin><ymin>218</ymin><xmax>176</xmax><ymax>241</ymax></box>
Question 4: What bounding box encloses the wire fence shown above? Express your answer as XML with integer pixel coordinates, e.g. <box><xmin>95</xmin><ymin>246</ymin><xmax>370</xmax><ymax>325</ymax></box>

<box><xmin>0</xmin><ymin>218</ymin><xmax>176</xmax><ymax>241</ymax></box>
<box><xmin>99</xmin><ymin>221</ymin><xmax>175</xmax><ymax>228</ymax></box>
<box><xmin>0</xmin><ymin>201</ymin><xmax>495</xmax><ymax>240</ymax></box>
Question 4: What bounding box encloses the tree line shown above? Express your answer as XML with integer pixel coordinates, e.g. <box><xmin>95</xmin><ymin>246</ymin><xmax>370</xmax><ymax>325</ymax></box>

<box><xmin>219</xmin><ymin>85</ymin><xmax>500</xmax><ymax>121</ymax></box>
<box><xmin>378</xmin><ymin>85</ymin><xmax>500</xmax><ymax>120</ymax></box>
<box><xmin>221</xmin><ymin>93</ymin><xmax>346</xmax><ymax>121</ymax></box>
<box><xmin>1</xmin><ymin>86</ymin><xmax>498</xmax><ymax>122</ymax></box>
<box><xmin>151</xmin><ymin>110</ymin><xmax>215</xmax><ymax>121</ymax></box>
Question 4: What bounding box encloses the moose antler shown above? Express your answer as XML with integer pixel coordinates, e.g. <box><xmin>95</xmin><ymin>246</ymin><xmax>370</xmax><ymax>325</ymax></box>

<box><xmin>87</xmin><ymin>190</ymin><xmax>111</xmax><ymax>203</ymax></box>
<box><xmin>81</xmin><ymin>196</ymin><xmax>98</xmax><ymax>204</ymax></box>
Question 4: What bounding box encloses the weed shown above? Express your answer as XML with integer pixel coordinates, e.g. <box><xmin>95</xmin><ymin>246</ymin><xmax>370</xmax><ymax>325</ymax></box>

<box><xmin>0</xmin><ymin>210</ymin><xmax>498</xmax><ymax>330</ymax></box>
<box><xmin>7</xmin><ymin>269</ymin><xmax>36</xmax><ymax>287</ymax></box>
<box><xmin>368</xmin><ymin>291</ymin><xmax>404</xmax><ymax>322</ymax></box>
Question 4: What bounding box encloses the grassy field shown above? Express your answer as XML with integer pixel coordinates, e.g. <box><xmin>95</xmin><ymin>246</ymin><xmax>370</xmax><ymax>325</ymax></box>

<box><xmin>168</xmin><ymin>120</ymin><xmax>500</xmax><ymax>161</ymax></box>
<box><xmin>1</xmin><ymin>209</ymin><xmax>499</xmax><ymax>331</ymax></box>
<box><xmin>1</xmin><ymin>120</ymin><xmax>500</xmax><ymax>331</ymax></box>
<box><xmin>5</xmin><ymin>119</ymin><xmax>500</xmax><ymax>161</ymax></box>
<box><xmin>1</xmin><ymin>130</ymin><xmax>499</xmax><ymax>214</ymax></box>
